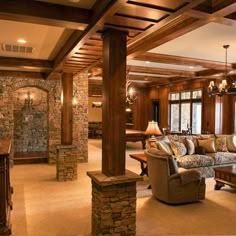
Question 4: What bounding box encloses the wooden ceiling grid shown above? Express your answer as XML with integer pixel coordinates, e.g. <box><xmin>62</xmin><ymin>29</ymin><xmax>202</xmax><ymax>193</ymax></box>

<box><xmin>0</xmin><ymin>0</ymin><xmax>236</xmax><ymax>92</ymax></box>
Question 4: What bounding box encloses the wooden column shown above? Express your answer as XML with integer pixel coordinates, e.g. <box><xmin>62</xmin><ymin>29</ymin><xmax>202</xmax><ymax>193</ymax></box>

<box><xmin>102</xmin><ymin>28</ymin><xmax>127</xmax><ymax>176</ymax></box>
<box><xmin>61</xmin><ymin>72</ymin><xmax>73</xmax><ymax>145</ymax></box>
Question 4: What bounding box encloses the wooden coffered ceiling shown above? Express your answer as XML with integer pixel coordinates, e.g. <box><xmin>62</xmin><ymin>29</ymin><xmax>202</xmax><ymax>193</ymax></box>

<box><xmin>1</xmin><ymin>0</ymin><xmax>236</xmax><ymax>92</ymax></box>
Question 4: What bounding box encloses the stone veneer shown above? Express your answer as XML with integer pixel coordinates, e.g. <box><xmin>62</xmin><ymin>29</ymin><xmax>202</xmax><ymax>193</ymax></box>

<box><xmin>87</xmin><ymin>170</ymin><xmax>143</xmax><ymax>236</ymax></box>
<box><xmin>56</xmin><ymin>145</ymin><xmax>77</xmax><ymax>181</ymax></box>
<box><xmin>0</xmin><ymin>73</ymin><xmax>88</xmax><ymax>164</ymax></box>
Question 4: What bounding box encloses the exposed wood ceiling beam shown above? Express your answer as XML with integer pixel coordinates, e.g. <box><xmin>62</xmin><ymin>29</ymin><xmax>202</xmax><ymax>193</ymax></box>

<box><xmin>133</xmin><ymin>52</ymin><xmax>228</xmax><ymax>70</ymax></box>
<box><xmin>52</xmin><ymin>0</ymin><xmax>128</xmax><ymax>77</ymax></box>
<box><xmin>0</xmin><ymin>0</ymin><xmax>92</xmax><ymax>29</ymax></box>
<box><xmin>128</xmin><ymin>65</ymin><xmax>195</xmax><ymax>77</ymax></box>
<box><xmin>127</xmin><ymin>0</ymin><xmax>206</xmax><ymax>58</ymax></box>
<box><xmin>0</xmin><ymin>70</ymin><xmax>46</xmax><ymax>79</ymax></box>
<box><xmin>0</xmin><ymin>57</ymin><xmax>53</xmax><ymax>71</ymax></box>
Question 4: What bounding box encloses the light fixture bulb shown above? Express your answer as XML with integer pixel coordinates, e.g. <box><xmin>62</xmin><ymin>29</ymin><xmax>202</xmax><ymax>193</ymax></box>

<box><xmin>17</xmin><ymin>39</ymin><xmax>27</xmax><ymax>44</ymax></box>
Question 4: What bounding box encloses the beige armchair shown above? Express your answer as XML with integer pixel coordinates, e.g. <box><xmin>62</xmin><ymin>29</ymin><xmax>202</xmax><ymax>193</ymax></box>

<box><xmin>144</xmin><ymin>149</ymin><xmax>205</xmax><ymax>204</ymax></box>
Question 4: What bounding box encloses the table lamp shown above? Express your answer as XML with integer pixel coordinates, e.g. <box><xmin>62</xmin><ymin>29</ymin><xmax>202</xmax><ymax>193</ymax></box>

<box><xmin>145</xmin><ymin>120</ymin><xmax>162</xmax><ymax>141</ymax></box>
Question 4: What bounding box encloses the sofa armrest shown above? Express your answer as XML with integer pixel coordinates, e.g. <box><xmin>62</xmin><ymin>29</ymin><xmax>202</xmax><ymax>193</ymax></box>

<box><xmin>169</xmin><ymin>169</ymin><xmax>201</xmax><ymax>185</ymax></box>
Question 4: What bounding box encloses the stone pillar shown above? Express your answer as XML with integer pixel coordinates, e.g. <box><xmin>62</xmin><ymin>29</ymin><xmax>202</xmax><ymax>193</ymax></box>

<box><xmin>87</xmin><ymin>170</ymin><xmax>142</xmax><ymax>236</ymax></box>
<box><xmin>56</xmin><ymin>145</ymin><xmax>77</xmax><ymax>181</ymax></box>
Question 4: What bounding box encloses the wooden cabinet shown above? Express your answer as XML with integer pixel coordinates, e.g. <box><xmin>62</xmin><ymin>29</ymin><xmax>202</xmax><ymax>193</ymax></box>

<box><xmin>0</xmin><ymin>138</ymin><xmax>12</xmax><ymax>235</ymax></box>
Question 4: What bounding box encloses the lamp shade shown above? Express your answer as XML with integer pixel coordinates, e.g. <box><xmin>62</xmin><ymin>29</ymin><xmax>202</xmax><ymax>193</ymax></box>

<box><xmin>145</xmin><ymin>120</ymin><xmax>162</xmax><ymax>135</ymax></box>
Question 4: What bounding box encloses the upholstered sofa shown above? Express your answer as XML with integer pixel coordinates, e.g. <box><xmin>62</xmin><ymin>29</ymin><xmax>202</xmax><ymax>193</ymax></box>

<box><xmin>149</xmin><ymin>134</ymin><xmax>236</xmax><ymax>178</ymax></box>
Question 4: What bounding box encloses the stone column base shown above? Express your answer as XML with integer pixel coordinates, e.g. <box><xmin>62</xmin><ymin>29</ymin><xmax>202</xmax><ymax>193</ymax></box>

<box><xmin>87</xmin><ymin>170</ymin><xmax>143</xmax><ymax>236</ymax></box>
<box><xmin>56</xmin><ymin>145</ymin><xmax>77</xmax><ymax>181</ymax></box>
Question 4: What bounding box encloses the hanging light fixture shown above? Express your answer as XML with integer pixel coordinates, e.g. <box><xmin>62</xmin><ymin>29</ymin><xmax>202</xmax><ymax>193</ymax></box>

<box><xmin>208</xmin><ymin>45</ymin><xmax>236</xmax><ymax>96</ymax></box>
<box><xmin>126</xmin><ymin>70</ymin><xmax>137</xmax><ymax>104</ymax></box>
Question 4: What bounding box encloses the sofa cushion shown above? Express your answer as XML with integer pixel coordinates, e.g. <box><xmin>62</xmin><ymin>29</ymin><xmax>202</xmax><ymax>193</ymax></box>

<box><xmin>216</xmin><ymin>134</ymin><xmax>236</xmax><ymax>152</ymax></box>
<box><xmin>195</xmin><ymin>146</ymin><xmax>206</xmax><ymax>155</ymax></box>
<box><xmin>207</xmin><ymin>152</ymin><xmax>236</xmax><ymax>165</ymax></box>
<box><xmin>215</xmin><ymin>136</ymin><xmax>228</xmax><ymax>152</ymax></box>
<box><xmin>177</xmin><ymin>154</ymin><xmax>214</xmax><ymax>168</ymax></box>
<box><xmin>227</xmin><ymin>135</ymin><xmax>236</xmax><ymax>152</ymax></box>
<box><xmin>156</xmin><ymin>138</ymin><xmax>173</xmax><ymax>155</ymax></box>
<box><xmin>185</xmin><ymin>138</ymin><xmax>195</xmax><ymax>155</ymax></box>
<box><xmin>170</xmin><ymin>140</ymin><xmax>187</xmax><ymax>158</ymax></box>
<box><xmin>198</xmin><ymin>138</ymin><xmax>216</xmax><ymax>153</ymax></box>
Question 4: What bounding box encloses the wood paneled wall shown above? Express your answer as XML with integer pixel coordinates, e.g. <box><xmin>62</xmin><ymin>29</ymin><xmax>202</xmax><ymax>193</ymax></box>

<box><xmin>130</xmin><ymin>79</ymin><xmax>236</xmax><ymax>134</ymax></box>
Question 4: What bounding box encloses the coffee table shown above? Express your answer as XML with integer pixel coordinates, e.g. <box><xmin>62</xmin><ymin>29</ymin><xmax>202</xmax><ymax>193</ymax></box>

<box><xmin>214</xmin><ymin>165</ymin><xmax>236</xmax><ymax>190</ymax></box>
<box><xmin>129</xmin><ymin>153</ymin><xmax>148</xmax><ymax>176</ymax></box>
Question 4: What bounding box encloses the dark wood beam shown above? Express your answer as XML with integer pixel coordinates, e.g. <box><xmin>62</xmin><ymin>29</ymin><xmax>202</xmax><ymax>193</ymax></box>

<box><xmin>128</xmin><ymin>65</ymin><xmax>195</xmax><ymax>77</ymax></box>
<box><xmin>49</xmin><ymin>0</ymin><xmax>128</xmax><ymax>79</ymax></box>
<box><xmin>0</xmin><ymin>57</ymin><xmax>53</xmax><ymax>71</ymax></box>
<box><xmin>133</xmin><ymin>52</ymin><xmax>228</xmax><ymax>70</ymax></box>
<box><xmin>0</xmin><ymin>70</ymin><xmax>46</xmax><ymax>79</ymax></box>
<box><xmin>0</xmin><ymin>0</ymin><xmax>92</xmax><ymax>29</ymax></box>
<box><xmin>127</xmin><ymin>0</ymin><xmax>206</xmax><ymax>57</ymax></box>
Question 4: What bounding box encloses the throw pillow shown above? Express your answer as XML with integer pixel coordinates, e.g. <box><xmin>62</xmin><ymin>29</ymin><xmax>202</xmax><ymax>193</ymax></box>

<box><xmin>185</xmin><ymin>138</ymin><xmax>195</xmax><ymax>155</ymax></box>
<box><xmin>197</xmin><ymin>138</ymin><xmax>216</xmax><ymax>153</ymax></box>
<box><xmin>156</xmin><ymin>140</ymin><xmax>173</xmax><ymax>155</ymax></box>
<box><xmin>226</xmin><ymin>134</ymin><xmax>236</xmax><ymax>152</ymax></box>
<box><xmin>170</xmin><ymin>140</ymin><xmax>187</xmax><ymax>158</ymax></box>
<box><xmin>168</xmin><ymin>156</ymin><xmax>179</xmax><ymax>175</ymax></box>
<box><xmin>215</xmin><ymin>137</ymin><xmax>228</xmax><ymax>152</ymax></box>
<box><xmin>195</xmin><ymin>146</ymin><xmax>206</xmax><ymax>155</ymax></box>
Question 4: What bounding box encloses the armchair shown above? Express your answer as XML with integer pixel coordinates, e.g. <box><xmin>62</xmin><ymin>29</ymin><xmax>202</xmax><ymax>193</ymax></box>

<box><xmin>144</xmin><ymin>149</ymin><xmax>206</xmax><ymax>204</ymax></box>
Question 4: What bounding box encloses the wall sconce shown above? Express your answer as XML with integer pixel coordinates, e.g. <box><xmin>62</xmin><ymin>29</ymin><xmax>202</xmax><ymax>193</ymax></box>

<box><xmin>72</xmin><ymin>97</ymin><xmax>78</xmax><ymax>105</ymax></box>
<box><xmin>126</xmin><ymin>71</ymin><xmax>137</xmax><ymax>105</ymax></box>
<box><xmin>24</xmin><ymin>91</ymin><xmax>33</xmax><ymax>109</ymax></box>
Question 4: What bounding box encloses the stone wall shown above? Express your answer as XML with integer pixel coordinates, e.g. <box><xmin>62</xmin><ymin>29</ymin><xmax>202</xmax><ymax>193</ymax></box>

<box><xmin>73</xmin><ymin>73</ymin><xmax>88</xmax><ymax>162</ymax></box>
<box><xmin>13</xmin><ymin>87</ymin><xmax>48</xmax><ymax>153</ymax></box>
<box><xmin>0</xmin><ymin>74</ymin><xmax>88</xmax><ymax>163</ymax></box>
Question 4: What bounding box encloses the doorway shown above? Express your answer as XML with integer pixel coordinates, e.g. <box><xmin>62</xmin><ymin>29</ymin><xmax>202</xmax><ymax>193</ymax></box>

<box><xmin>152</xmin><ymin>100</ymin><xmax>160</xmax><ymax>123</ymax></box>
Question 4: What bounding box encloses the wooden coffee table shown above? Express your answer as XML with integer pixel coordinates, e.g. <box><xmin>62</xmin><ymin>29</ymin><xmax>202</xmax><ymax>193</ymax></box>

<box><xmin>129</xmin><ymin>153</ymin><xmax>148</xmax><ymax>176</ymax></box>
<box><xmin>214</xmin><ymin>165</ymin><xmax>236</xmax><ymax>190</ymax></box>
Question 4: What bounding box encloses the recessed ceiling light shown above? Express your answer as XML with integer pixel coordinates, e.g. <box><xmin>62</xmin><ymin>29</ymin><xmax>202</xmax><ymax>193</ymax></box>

<box><xmin>17</xmin><ymin>39</ymin><xmax>27</xmax><ymax>44</ymax></box>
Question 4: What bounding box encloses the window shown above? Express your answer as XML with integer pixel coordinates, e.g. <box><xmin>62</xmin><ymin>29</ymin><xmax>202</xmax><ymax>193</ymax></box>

<box><xmin>169</xmin><ymin>90</ymin><xmax>202</xmax><ymax>134</ymax></box>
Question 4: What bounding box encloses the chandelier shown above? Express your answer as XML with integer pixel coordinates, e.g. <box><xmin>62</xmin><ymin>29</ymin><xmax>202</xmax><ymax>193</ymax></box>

<box><xmin>126</xmin><ymin>71</ymin><xmax>137</xmax><ymax>104</ymax></box>
<box><xmin>208</xmin><ymin>45</ymin><xmax>236</xmax><ymax>97</ymax></box>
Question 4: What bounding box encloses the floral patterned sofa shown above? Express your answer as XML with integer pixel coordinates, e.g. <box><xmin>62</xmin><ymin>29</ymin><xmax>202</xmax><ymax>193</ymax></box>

<box><xmin>150</xmin><ymin>134</ymin><xmax>236</xmax><ymax>178</ymax></box>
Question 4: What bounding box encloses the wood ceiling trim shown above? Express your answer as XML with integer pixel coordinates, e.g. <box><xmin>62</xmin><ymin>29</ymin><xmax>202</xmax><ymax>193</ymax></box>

<box><xmin>127</xmin><ymin>0</ymin><xmax>186</xmax><ymax>12</ymax></box>
<box><xmin>116</xmin><ymin>3</ymin><xmax>169</xmax><ymax>23</ymax></box>
<box><xmin>77</xmin><ymin>49</ymin><xmax>102</xmax><ymax>56</ymax></box>
<box><xmin>126</xmin><ymin>0</ymin><xmax>205</xmax><ymax>55</ymax></box>
<box><xmin>107</xmin><ymin>14</ymin><xmax>157</xmax><ymax>30</ymax></box>
<box><xmin>0</xmin><ymin>0</ymin><xmax>91</xmax><ymax>29</ymax></box>
<box><xmin>134</xmin><ymin>52</ymin><xmax>228</xmax><ymax>70</ymax></box>
<box><xmin>81</xmin><ymin>45</ymin><xmax>102</xmax><ymax>51</ymax></box>
<box><xmin>0</xmin><ymin>57</ymin><xmax>53</xmax><ymax>71</ymax></box>
<box><xmin>52</xmin><ymin>0</ymin><xmax>128</xmax><ymax>75</ymax></box>
<box><xmin>195</xmin><ymin>69</ymin><xmax>223</xmax><ymax>77</ymax></box>
<box><xmin>128</xmin><ymin>65</ymin><xmax>195</xmax><ymax>77</ymax></box>
<box><xmin>86</xmin><ymin>39</ymin><xmax>103</xmax><ymax>46</ymax></box>
<box><xmin>0</xmin><ymin>70</ymin><xmax>46</xmax><ymax>79</ymax></box>
<box><xmin>65</xmin><ymin>61</ymin><xmax>90</xmax><ymax>65</ymax></box>
<box><xmin>72</xmin><ymin>54</ymin><xmax>100</xmax><ymax>60</ymax></box>
<box><xmin>68</xmin><ymin>58</ymin><xmax>96</xmax><ymax>63</ymax></box>
<box><xmin>128</xmin><ymin>15</ymin><xmax>206</xmax><ymax>57</ymax></box>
